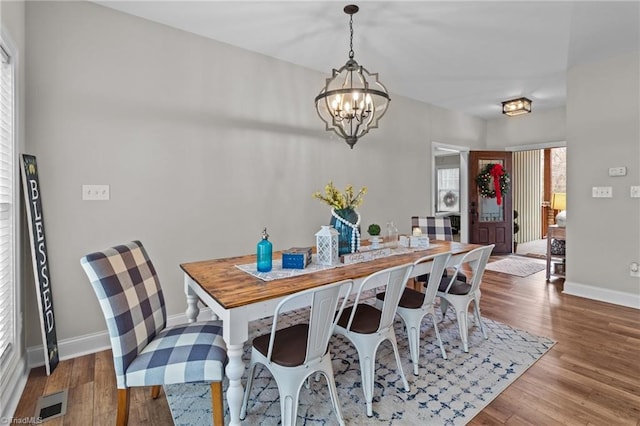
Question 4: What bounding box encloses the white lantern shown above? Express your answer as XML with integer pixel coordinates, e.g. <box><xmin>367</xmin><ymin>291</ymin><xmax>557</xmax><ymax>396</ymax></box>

<box><xmin>315</xmin><ymin>225</ymin><xmax>339</xmax><ymax>265</ymax></box>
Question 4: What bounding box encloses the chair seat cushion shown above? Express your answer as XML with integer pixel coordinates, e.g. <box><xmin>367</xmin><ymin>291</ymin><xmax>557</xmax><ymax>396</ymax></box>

<box><xmin>337</xmin><ymin>304</ymin><xmax>381</xmax><ymax>334</ymax></box>
<box><xmin>253</xmin><ymin>323</ymin><xmax>309</xmax><ymax>367</ymax></box>
<box><xmin>125</xmin><ymin>320</ymin><xmax>227</xmax><ymax>387</ymax></box>
<box><xmin>438</xmin><ymin>278</ymin><xmax>472</xmax><ymax>295</ymax></box>
<box><xmin>415</xmin><ymin>268</ymin><xmax>467</xmax><ymax>283</ymax></box>
<box><xmin>376</xmin><ymin>288</ymin><xmax>425</xmax><ymax>309</ymax></box>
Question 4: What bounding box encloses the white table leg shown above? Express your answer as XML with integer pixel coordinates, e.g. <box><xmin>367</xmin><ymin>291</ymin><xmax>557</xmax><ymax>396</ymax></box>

<box><xmin>185</xmin><ymin>284</ymin><xmax>200</xmax><ymax>323</ymax></box>
<box><xmin>225</xmin><ymin>343</ymin><xmax>245</xmax><ymax>425</ymax></box>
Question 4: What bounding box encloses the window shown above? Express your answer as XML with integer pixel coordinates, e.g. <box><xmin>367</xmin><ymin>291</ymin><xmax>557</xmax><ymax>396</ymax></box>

<box><xmin>0</xmin><ymin>40</ymin><xmax>15</xmax><ymax>372</ymax></box>
<box><xmin>436</xmin><ymin>167</ymin><xmax>460</xmax><ymax>212</ymax></box>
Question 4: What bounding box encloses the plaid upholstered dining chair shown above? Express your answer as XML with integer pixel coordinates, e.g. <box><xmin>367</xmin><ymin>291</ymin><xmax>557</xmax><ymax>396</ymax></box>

<box><xmin>80</xmin><ymin>241</ymin><xmax>227</xmax><ymax>426</ymax></box>
<box><xmin>411</xmin><ymin>216</ymin><xmax>467</xmax><ymax>285</ymax></box>
<box><xmin>411</xmin><ymin>216</ymin><xmax>456</xmax><ymax>240</ymax></box>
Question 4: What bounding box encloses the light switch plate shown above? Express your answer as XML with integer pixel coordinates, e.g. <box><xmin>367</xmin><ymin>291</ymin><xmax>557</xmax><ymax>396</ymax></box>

<box><xmin>592</xmin><ymin>186</ymin><xmax>612</xmax><ymax>198</ymax></box>
<box><xmin>82</xmin><ymin>184</ymin><xmax>110</xmax><ymax>201</ymax></box>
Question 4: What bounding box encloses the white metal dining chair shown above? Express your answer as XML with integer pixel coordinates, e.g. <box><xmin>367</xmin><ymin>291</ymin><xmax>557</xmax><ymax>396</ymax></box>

<box><xmin>375</xmin><ymin>252</ymin><xmax>452</xmax><ymax>374</ymax></box>
<box><xmin>333</xmin><ymin>263</ymin><xmax>414</xmax><ymax>417</ymax></box>
<box><xmin>438</xmin><ymin>244</ymin><xmax>494</xmax><ymax>352</ymax></box>
<box><xmin>240</xmin><ymin>279</ymin><xmax>353</xmax><ymax>426</ymax></box>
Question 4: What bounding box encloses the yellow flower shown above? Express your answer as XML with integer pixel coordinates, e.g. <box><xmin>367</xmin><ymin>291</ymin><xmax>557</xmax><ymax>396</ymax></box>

<box><xmin>313</xmin><ymin>181</ymin><xmax>367</xmax><ymax>210</ymax></box>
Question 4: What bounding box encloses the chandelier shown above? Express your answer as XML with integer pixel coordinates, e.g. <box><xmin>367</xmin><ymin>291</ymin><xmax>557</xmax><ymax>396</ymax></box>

<box><xmin>315</xmin><ymin>4</ymin><xmax>390</xmax><ymax>149</ymax></box>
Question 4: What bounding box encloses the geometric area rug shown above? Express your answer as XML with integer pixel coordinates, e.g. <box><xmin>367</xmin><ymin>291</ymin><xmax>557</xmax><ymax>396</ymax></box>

<box><xmin>485</xmin><ymin>256</ymin><xmax>546</xmax><ymax>278</ymax></box>
<box><xmin>165</xmin><ymin>308</ymin><xmax>555</xmax><ymax>425</ymax></box>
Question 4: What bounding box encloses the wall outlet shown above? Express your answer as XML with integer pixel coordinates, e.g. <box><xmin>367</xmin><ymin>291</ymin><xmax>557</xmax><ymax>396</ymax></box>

<box><xmin>592</xmin><ymin>186</ymin><xmax>613</xmax><ymax>198</ymax></box>
<box><xmin>630</xmin><ymin>262</ymin><xmax>640</xmax><ymax>278</ymax></box>
<box><xmin>608</xmin><ymin>166</ymin><xmax>627</xmax><ymax>177</ymax></box>
<box><xmin>82</xmin><ymin>184</ymin><xmax>110</xmax><ymax>201</ymax></box>
<box><xmin>631</xmin><ymin>186</ymin><xmax>640</xmax><ymax>198</ymax></box>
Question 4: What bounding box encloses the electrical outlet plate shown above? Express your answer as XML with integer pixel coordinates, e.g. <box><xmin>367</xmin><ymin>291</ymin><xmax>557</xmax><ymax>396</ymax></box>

<box><xmin>630</xmin><ymin>262</ymin><xmax>640</xmax><ymax>278</ymax></box>
<box><xmin>608</xmin><ymin>166</ymin><xmax>627</xmax><ymax>177</ymax></box>
<box><xmin>631</xmin><ymin>186</ymin><xmax>640</xmax><ymax>198</ymax></box>
<box><xmin>591</xmin><ymin>186</ymin><xmax>612</xmax><ymax>198</ymax></box>
<box><xmin>82</xmin><ymin>184</ymin><xmax>110</xmax><ymax>201</ymax></box>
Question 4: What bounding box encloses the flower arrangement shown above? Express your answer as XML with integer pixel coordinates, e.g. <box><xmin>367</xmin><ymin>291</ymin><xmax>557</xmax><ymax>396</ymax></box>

<box><xmin>312</xmin><ymin>181</ymin><xmax>367</xmax><ymax>210</ymax></box>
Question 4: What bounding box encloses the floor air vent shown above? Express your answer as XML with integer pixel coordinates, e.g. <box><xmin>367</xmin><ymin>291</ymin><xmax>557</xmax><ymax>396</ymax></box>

<box><xmin>34</xmin><ymin>389</ymin><xmax>68</xmax><ymax>422</ymax></box>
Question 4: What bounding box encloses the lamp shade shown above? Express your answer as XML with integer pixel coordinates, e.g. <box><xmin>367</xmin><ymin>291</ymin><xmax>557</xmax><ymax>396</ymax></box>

<box><xmin>551</xmin><ymin>192</ymin><xmax>567</xmax><ymax>227</ymax></box>
<box><xmin>551</xmin><ymin>192</ymin><xmax>566</xmax><ymax>211</ymax></box>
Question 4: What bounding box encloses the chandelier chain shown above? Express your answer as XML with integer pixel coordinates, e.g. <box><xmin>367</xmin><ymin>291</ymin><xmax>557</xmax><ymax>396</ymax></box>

<box><xmin>348</xmin><ymin>14</ymin><xmax>354</xmax><ymax>59</ymax></box>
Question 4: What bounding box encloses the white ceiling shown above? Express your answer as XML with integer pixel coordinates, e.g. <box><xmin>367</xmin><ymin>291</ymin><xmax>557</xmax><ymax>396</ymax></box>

<box><xmin>94</xmin><ymin>1</ymin><xmax>640</xmax><ymax>119</ymax></box>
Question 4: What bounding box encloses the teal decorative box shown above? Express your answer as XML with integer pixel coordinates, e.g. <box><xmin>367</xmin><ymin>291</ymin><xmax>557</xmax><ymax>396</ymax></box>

<box><xmin>282</xmin><ymin>247</ymin><xmax>312</xmax><ymax>269</ymax></box>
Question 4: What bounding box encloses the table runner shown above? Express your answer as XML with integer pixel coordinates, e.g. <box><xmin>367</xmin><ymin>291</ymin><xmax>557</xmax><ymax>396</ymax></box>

<box><xmin>235</xmin><ymin>244</ymin><xmax>441</xmax><ymax>282</ymax></box>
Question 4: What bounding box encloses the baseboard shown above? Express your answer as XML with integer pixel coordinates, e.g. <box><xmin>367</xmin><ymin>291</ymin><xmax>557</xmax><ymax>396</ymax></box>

<box><xmin>1</xmin><ymin>355</ymin><xmax>29</xmax><ymax>421</ymax></box>
<box><xmin>27</xmin><ymin>308</ymin><xmax>212</xmax><ymax>368</ymax></box>
<box><xmin>563</xmin><ymin>281</ymin><xmax>640</xmax><ymax>309</ymax></box>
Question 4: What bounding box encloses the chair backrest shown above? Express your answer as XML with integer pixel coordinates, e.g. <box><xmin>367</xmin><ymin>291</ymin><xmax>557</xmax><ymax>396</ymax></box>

<box><xmin>80</xmin><ymin>241</ymin><xmax>166</xmax><ymax>387</ymax></box>
<box><xmin>267</xmin><ymin>280</ymin><xmax>353</xmax><ymax>365</ymax></box>
<box><xmin>411</xmin><ymin>216</ymin><xmax>454</xmax><ymax>241</ymax></box>
<box><xmin>345</xmin><ymin>263</ymin><xmax>414</xmax><ymax>333</ymax></box>
<box><xmin>415</xmin><ymin>252</ymin><xmax>452</xmax><ymax>308</ymax></box>
<box><xmin>441</xmin><ymin>244</ymin><xmax>494</xmax><ymax>295</ymax></box>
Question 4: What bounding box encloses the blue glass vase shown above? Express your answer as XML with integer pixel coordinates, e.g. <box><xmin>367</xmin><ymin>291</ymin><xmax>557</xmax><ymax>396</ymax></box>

<box><xmin>330</xmin><ymin>208</ymin><xmax>360</xmax><ymax>255</ymax></box>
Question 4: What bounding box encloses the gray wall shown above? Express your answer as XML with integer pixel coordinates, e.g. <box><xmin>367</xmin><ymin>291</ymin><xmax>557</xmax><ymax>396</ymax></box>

<box><xmin>485</xmin><ymin>52</ymin><xmax>640</xmax><ymax>306</ymax></box>
<box><xmin>565</xmin><ymin>51</ymin><xmax>640</xmax><ymax>300</ymax></box>
<box><xmin>486</xmin><ymin>107</ymin><xmax>566</xmax><ymax>147</ymax></box>
<box><xmin>24</xmin><ymin>1</ymin><xmax>485</xmax><ymax>347</ymax></box>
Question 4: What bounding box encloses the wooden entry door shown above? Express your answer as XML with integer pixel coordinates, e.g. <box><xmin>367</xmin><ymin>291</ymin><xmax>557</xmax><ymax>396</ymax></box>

<box><xmin>469</xmin><ymin>151</ymin><xmax>513</xmax><ymax>254</ymax></box>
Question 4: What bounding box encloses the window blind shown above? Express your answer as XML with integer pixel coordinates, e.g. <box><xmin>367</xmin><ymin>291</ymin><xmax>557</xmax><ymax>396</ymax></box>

<box><xmin>0</xmin><ymin>42</ymin><xmax>15</xmax><ymax>365</ymax></box>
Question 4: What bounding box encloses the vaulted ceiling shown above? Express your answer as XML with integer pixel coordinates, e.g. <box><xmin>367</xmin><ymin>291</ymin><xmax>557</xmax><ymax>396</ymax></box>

<box><xmin>95</xmin><ymin>1</ymin><xmax>640</xmax><ymax>119</ymax></box>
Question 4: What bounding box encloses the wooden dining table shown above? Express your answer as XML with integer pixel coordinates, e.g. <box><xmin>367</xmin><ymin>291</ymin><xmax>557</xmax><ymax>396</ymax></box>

<box><xmin>181</xmin><ymin>240</ymin><xmax>481</xmax><ymax>425</ymax></box>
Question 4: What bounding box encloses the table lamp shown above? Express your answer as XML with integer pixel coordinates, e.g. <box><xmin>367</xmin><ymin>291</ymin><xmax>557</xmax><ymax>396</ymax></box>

<box><xmin>551</xmin><ymin>192</ymin><xmax>566</xmax><ymax>227</ymax></box>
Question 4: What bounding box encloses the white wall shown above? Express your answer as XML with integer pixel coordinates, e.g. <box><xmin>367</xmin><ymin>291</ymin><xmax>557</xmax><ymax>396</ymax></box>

<box><xmin>564</xmin><ymin>51</ymin><xmax>640</xmax><ymax>307</ymax></box>
<box><xmin>23</xmin><ymin>1</ymin><xmax>486</xmax><ymax>349</ymax></box>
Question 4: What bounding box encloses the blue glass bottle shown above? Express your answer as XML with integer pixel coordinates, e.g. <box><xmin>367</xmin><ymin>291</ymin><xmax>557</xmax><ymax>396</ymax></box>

<box><xmin>257</xmin><ymin>227</ymin><xmax>273</xmax><ymax>272</ymax></box>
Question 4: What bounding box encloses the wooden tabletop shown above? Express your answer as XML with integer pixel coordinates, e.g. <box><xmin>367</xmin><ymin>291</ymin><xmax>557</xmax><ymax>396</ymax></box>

<box><xmin>181</xmin><ymin>241</ymin><xmax>481</xmax><ymax>309</ymax></box>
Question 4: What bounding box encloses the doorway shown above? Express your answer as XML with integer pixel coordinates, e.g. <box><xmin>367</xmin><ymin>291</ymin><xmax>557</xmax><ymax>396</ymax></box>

<box><xmin>511</xmin><ymin>144</ymin><xmax>567</xmax><ymax>257</ymax></box>
<box><xmin>468</xmin><ymin>151</ymin><xmax>513</xmax><ymax>254</ymax></box>
<box><xmin>431</xmin><ymin>142</ymin><xmax>469</xmax><ymax>243</ymax></box>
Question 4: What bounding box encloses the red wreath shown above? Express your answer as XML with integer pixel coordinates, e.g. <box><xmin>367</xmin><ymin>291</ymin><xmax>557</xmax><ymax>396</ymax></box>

<box><xmin>489</xmin><ymin>164</ymin><xmax>505</xmax><ymax>205</ymax></box>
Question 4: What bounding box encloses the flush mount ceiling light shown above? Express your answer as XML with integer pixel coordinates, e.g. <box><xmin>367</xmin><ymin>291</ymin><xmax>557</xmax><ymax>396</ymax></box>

<box><xmin>315</xmin><ymin>4</ymin><xmax>390</xmax><ymax>149</ymax></box>
<box><xmin>502</xmin><ymin>97</ymin><xmax>532</xmax><ymax>116</ymax></box>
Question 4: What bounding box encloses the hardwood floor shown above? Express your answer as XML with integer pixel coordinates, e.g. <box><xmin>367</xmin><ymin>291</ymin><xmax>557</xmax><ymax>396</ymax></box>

<box><xmin>12</xmin><ymin>257</ymin><xmax>640</xmax><ymax>425</ymax></box>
